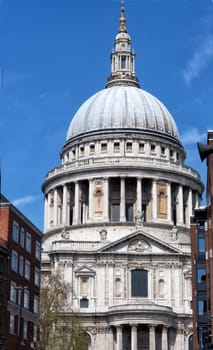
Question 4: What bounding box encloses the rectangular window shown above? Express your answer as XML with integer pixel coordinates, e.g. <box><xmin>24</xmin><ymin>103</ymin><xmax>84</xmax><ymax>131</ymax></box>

<box><xmin>20</xmin><ymin>228</ymin><xmax>25</xmax><ymax>248</ymax></box>
<box><xmin>12</xmin><ymin>221</ymin><xmax>19</xmax><ymax>243</ymax></box>
<box><xmin>34</xmin><ymin>296</ymin><xmax>39</xmax><ymax>314</ymax></box>
<box><xmin>198</xmin><ymin>299</ymin><xmax>207</xmax><ymax>315</ymax></box>
<box><xmin>114</xmin><ymin>142</ymin><xmax>120</xmax><ymax>152</ymax></box>
<box><xmin>111</xmin><ymin>203</ymin><xmax>120</xmax><ymax>222</ymax></box>
<box><xmin>23</xmin><ymin>320</ymin><xmax>28</xmax><ymax>339</ymax></box>
<box><xmin>161</xmin><ymin>147</ymin><xmax>165</xmax><ymax>155</ymax></box>
<box><xmin>101</xmin><ymin>143</ymin><xmax>107</xmax><ymax>152</ymax></box>
<box><xmin>19</xmin><ymin>256</ymin><xmax>24</xmax><ymax>276</ymax></box>
<box><xmin>11</xmin><ymin>250</ymin><xmax>18</xmax><ymax>272</ymax></box>
<box><xmin>35</xmin><ymin>241</ymin><xmax>41</xmax><ymax>260</ymax></box>
<box><xmin>126</xmin><ymin>203</ymin><xmax>133</xmax><ymax>221</ymax></box>
<box><xmin>26</xmin><ymin>232</ymin><xmax>31</xmax><ymax>253</ymax></box>
<box><xmin>197</xmin><ymin>268</ymin><xmax>206</xmax><ymax>283</ymax></box>
<box><xmin>121</xmin><ymin>55</ymin><xmax>126</xmax><ymax>69</ymax></box>
<box><xmin>131</xmin><ymin>269</ymin><xmax>148</xmax><ymax>297</ymax></box>
<box><xmin>151</xmin><ymin>144</ymin><xmax>156</xmax><ymax>153</ymax></box>
<box><xmin>34</xmin><ymin>267</ymin><xmax>40</xmax><ymax>287</ymax></box>
<box><xmin>126</xmin><ymin>142</ymin><xmax>132</xmax><ymax>152</ymax></box>
<box><xmin>10</xmin><ymin>281</ymin><xmax>17</xmax><ymax>303</ymax></box>
<box><xmin>198</xmin><ymin>238</ymin><xmax>205</xmax><ymax>253</ymax></box>
<box><xmin>80</xmin><ymin>146</ymin><xmax>84</xmax><ymax>156</ymax></box>
<box><xmin>24</xmin><ymin>289</ymin><xmax>30</xmax><ymax>309</ymax></box>
<box><xmin>139</xmin><ymin>143</ymin><xmax>145</xmax><ymax>152</ymax></box>
<box><xmin>9</xmin><ymin>314</ymin><xmax>15</xmax><ymax>334</ymax></box>
<box><xmin>89</xmin><ymin>144</ymin><xmax>95</xmax><ymax>153</ymax></box>
<box><xmin>25</xmin><ymin>260</ymin><xmax>31</xmax><ymax>280</ymax></box>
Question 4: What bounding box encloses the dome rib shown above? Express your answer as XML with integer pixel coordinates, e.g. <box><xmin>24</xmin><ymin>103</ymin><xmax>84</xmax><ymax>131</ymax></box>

<box><xmin>66</xmin><ymin>86</ymin><xmax>180</xmax><ymax>142</ymax></box>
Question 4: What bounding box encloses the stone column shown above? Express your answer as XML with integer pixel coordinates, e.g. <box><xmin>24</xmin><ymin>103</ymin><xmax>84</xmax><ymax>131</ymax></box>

<box><xmin>152</xmin><ymin>180</ymin><xmax>157</xmax><ymax>220</ymax></box>
<box><xmin>136</xmin><ymin>178</ymin><xmax>142</xmax><ymax>214</ymax></box>
<box><xmin>104</xmin><ymin>178</ymin><xmax>109</xmax><ymax>222</ymax></box>
<box><xmin>177</xmin><ymin>184</ymin><xmax>184</xmax><ymax>225</ymax></box>
<box><xmin>149</xmin><ymin>325</ymin><xmax>156</xmax><ymax>350</ymax></box>
<box><xmin>73</xmin><ymin>181</ymin><xmax>80</xmax><ymax>225</ymax></box>
<box><xmin>67</xmin><ymin>186</ymin><xmax>71</xmax><ymax>225</ymax></box>
<box><xmin>88</xmin><ymin>179</ymin><xmax>93</xmax><ymax>222</ymax></box>
<box><xmin>53</xmin><ymin>188</ymin><xmax>58</xmax><ymax>226</ymax></box>
<box><xmin>162</xmin><ymin>326</ymin><xmax>168</xmax><ymax>350</ymax></box>
<box><xmin>131</xmin><ymin>324</ymin><xmax>137</xmax><ymax>350</ymax></box>
<box><xmin>188</xmin><ymin>188</ymin><xmax>193</xmax><ymax>224</ymax></box>
<box><xmin>195</xmin><ymin>192</ymin><xmax>200</xmax><ymax>209</ymax></box>
<box><xmin>120</xmin><ymin>177</ymin><xmax>126</xmax><ymax>222</ymax></box>
<box><xmin>62</xmin><ymin>184</ymin><xmax>68</xmax><ymax>225</ymax></box>
<box><xmin>167</xmin><ymin>182</ymin><xmax>172</xmax><ymax>222</ymax></box>
<box><xmin>107</xmin><ymin>327</ymin><xmax>114</xmax><ymax>349</ymax></box>
<box><xmin>44</xmin><ymin>194</ymin><xmax>48</xmax><ymax>231</ymax></box>
<box><xmin>116</xmin><ymin>326</ymin><xmax>123</xmax><ymax>350</ymax></box>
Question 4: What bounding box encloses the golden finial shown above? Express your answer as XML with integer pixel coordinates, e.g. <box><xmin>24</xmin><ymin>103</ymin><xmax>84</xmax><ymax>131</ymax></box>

<box><xmin>119</xmin><ymin>0</ymin><xmax>127</xmax><ymax>33</ymax></box>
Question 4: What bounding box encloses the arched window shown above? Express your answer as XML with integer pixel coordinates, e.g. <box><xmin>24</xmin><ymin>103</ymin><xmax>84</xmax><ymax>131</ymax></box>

<box><xmin>80</xmin><ymin>298</ymin><xmax>89</xmax><ymax>308</ymax></box>
<box><xmin>131</xmin><ymin>269</ymin><xmax>148</xmax><ymax>297</ymax></box>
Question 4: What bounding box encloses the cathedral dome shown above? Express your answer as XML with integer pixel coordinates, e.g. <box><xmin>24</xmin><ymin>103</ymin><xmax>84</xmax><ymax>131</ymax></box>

<box><xmin>66</xmin><ymin>86</ymin><xmax>180</xmax><ymax>141</ymax></box>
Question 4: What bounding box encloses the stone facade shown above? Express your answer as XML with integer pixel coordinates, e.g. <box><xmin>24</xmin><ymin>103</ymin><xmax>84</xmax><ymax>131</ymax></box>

<box><xmin>41</xmin><ymin>2</ymin><xmax>203</xmax><ymax>349</ymax></box>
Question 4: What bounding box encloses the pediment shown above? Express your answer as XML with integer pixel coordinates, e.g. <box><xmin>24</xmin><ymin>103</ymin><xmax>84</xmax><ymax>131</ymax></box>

<box><xmin>98</xmin><ymin>230</ymin><xmax>182</xmax><ymax>255</ymax></box>
<box><xmin>74</xmin><ymin>265</ymin><xmax>96</xmax><ymax>276</ymax></box>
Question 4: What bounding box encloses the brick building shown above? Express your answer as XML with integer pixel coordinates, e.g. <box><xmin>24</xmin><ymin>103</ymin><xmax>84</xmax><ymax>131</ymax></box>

<box><xmin>191</xmin><ymin>130</ymin><xmax>213</xmax><ymax>349</ymax></box>
<box><xmin>0</xmin><ymin>194</ymin><xmax>42</xmax><ymax>350</ymax></box>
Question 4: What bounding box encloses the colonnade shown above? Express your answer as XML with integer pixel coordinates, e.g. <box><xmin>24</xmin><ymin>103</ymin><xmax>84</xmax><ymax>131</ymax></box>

<box><xmin>107</xmin><ymin>324</ymin><xmax>169</xmax><ymax>350</ymax></box>
<box><xmin>44</xmin><ymin>176</ymin><xmax>200</xmax><ymax>231</ymax></box>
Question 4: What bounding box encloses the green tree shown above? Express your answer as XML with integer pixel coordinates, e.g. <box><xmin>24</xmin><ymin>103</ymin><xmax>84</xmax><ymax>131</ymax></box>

<box><xmin>37</xmin><ymin>269</ymin><xmax>88</xmax><ymax>350</ymax></box>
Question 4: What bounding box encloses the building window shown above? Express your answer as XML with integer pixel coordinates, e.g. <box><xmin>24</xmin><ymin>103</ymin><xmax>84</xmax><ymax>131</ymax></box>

<box><xmin>80</xmin><ymin>277</ymin><xmax>88</xmax><ymax>295</ymax></box>
<box><xmin>12</xmin><ymin>221</ymin><xmax>19</xmax><ymax>243</ymax></box>
<box><xmin>20</xmin><ymin>228</ymin><xmax>25</xmax><ymax>248</ymax></box>
<box><xmin>10</xmin><ymin>281</ymin><xmax>17</xmax><ymax>303</ymax></box>
<box><xmin>25</xmin><ymin>260</ymin><xmax>31</xmax><ymax>280</ymax></box>
<box><xmin>114</xmin><ymin>142</ymin><xmax>120</xmax><ymax>152</ymax></box>
<box><xmin>198</xmin><ymin>238</ymin><xmax>205</xmax><ymax>253</ymax></box>
<box><xmin>34</xmin><ymin>267</ymin><xmax>40</xmax><ymax>287</ymax></box>
<box><xmin>101</xmin><ymin>142</ymin><xmax>107</xmax><ymax>152</ymax></box>
<box><xmin>89</xmin><ymin>144</ymin><xmax>95</xmax><ymax>153</ymax></box>
<box><xmin>24</xmin><ymin>289</ymin><xmax>30</xmax><ymax>309</ymax></box>
<box><xmin>126</xmin><ymin>203</ymin><xmax>133</xmax><ymax>221</ymax></box>
<box><xmin>26</xmin><ymin>232</ymin><xmax>31</xmax><ymax>253</ymax></box>
<box><xmin>80</xmin><ymin>145</ymin><xmax>84</xmax><ymax>156</ymax></box>
<box><xmin>151</xmin><ymin>144</ymin><xmax>156</xmax><ymax>153</ymax></box>
<box><xmin>9</xmin><ymin>314</ymin><xmax>15</xmax><ymax>334</ymax></box>
<box><xmin>11</xmin><ymin>250</ymin><xmax>18</xmax><ymax>272</ymax></box>
<box><xmin>111</xmin><ymin>203</ymin><xmax>120</xmax><ymax>222</ymax></box>
<box><xmin>131</xmin><ymin>269</ymin><xmax>148</xmax><ymax>297</ymax></box>
<box><xmin>126</xmin><ymin>142</ymin><xmax>132</xmax><ymax>152</ymax></box>
<box><xmin>80</xmin><ymin>298</ymin><xmax>89</xmax><ymax>308</ymax></box>
<box><xmin>121</xmin><ymin>55</ymin><xmax>126</xmax><ymax>69</ymax></box>
<box><xmin>161</xmin><ymin>147</ymin><xmax>165</xmax><ymax>155</ymax></box>
<box><xmin>35</xmin><ymin>241</ymin><xmax>41</xmax><ymax>260</ymax></box>
<box><xmin>72</xmin><ymin>149</ymin><xmax>76</xmax><ymax>158</ymax></box>
<box><xmin>23</xmin><ymin>320</ymin><xmax>28</xmax><ymax>339</ymax></box>
<box><xmin>34</xmin><ymin>296</ymin><xmax>39</xmax><ymax>314</ymax></box>
<box><xmin>197</xmin><ymin>268</ymin><xmax>206</xmax><ymax>283</ymax></box>
<box><xmin>139</xmin><ymin>143</ymin><xmax>145</xmax><ymax>152</ymax></box>
<box><xmin>170</xmin><ymin>150</ymin><xmax>174</xmax><ymax>158</ymax></box>
<box><xmin>19</xmin><ymin>256</ymin><xmax>24</xmax><ymax>276</ymax></box>
<box><xmin>33</xmin><ymin>325</ymin><xmax>38</xmax><ymax>342</ymax></box>
<box><xmin>198</xmin><ymin>299</ymin><xmax>207</xmax><ymax>315</ymax></box>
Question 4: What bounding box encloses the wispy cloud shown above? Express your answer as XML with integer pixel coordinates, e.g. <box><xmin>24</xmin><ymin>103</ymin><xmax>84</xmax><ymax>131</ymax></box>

<box><xmin>182</xmin><ymin>34</ymin><xmax>213</xmax><ymax>84</ymax></box>
<box><xmin>182</xmin><ymin>35</ymin><xmax>213</xmax><ymax>84</ymax></box>
<box><xmin>181</xmin><ymin>128</ymin><xmax>206</xmax><ymax>145</ymax></box>
<box><xmin>12</xmin><ymin>195</ymin><xmax>40</xmax><ymax>207</ymax></box>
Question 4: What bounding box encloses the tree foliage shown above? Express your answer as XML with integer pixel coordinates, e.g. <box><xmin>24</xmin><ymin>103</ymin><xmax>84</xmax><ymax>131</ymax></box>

<box><xmin>37</xmin><ymin>269</ymin><xmax>88</xmax><ymax>350</ymax></box>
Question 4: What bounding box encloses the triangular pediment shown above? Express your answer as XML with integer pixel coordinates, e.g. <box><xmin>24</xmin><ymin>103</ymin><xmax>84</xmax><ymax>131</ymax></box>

<box><xmin>74</xmin><ymin>265</ymin><xmax>96</xmax><ymax>276</ymax></box>
<box><xmin>98</xmin><ymin>230</ymin><xmax>183</xmax><ymax>255</ymax></box>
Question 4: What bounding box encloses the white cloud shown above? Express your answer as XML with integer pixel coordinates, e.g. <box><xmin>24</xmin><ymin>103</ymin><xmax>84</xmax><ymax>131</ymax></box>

<box><xmin>12</xmin><ymin>195</ymin><xmax>39</xmax><ymax>207</ymax></box>
<box><xmin>181</xmin><ymin>128</ymin><xmax>206</xmax><ymax>145</ymax></box>
<box><xmin>182</xmin><ymin>34</ymin><xmax>213</xmax><ymax>84</ymax></box>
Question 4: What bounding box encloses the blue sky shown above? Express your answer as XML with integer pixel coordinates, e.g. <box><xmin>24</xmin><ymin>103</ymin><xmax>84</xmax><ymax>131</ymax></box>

<box><xmin>0</xmin><ymin>0</ymin><xmax>212</xmax><ymax>231</ymax></box>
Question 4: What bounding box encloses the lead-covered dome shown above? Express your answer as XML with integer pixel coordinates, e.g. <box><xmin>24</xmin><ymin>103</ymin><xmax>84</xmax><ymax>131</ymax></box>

<box><xmin>66</xmin><ymin>86</ymin><xmax>180</xmax><ymax>141</ymax></box>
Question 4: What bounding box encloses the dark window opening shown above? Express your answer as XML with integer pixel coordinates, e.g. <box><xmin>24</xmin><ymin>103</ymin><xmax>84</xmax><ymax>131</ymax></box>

<box><xmin>131</xmin><ymin>269</ymin><xmax>148</xmax><ymax>297</ymax></box>
<box><xmin>121</xmin><ymin>56</ymin><xmax>126</xmax><ymax>69</ymax></box>
<box><xmin>126</xmin><ymin>203</ymin><xmax>133</xmax><ymax>222</ymax></box>
<box><xmin>112</xmin><ymin>203</ymin><xmax>120</xmax><ymax>222</ymax></box>
<box><xmin>80</xmin><ymin>298</ymin><xmax>89</xmax><ymax>308</ymax></box>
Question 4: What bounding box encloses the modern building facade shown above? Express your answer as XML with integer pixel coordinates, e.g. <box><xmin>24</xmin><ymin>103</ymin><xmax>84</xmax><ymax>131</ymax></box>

<box><xmin>42</xmin><ymin>2</ymin><xmax>203</xmax><ymax>349</ymax></box>
<box><xmin>0</xmin><ymin>194</ymin><xmax>42</xmax><ymax>350</ymax></box>
<box><xmin>191</xmin><ymin>130</ymin><xmax>213</xmax><ymax>350</ymax></box>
